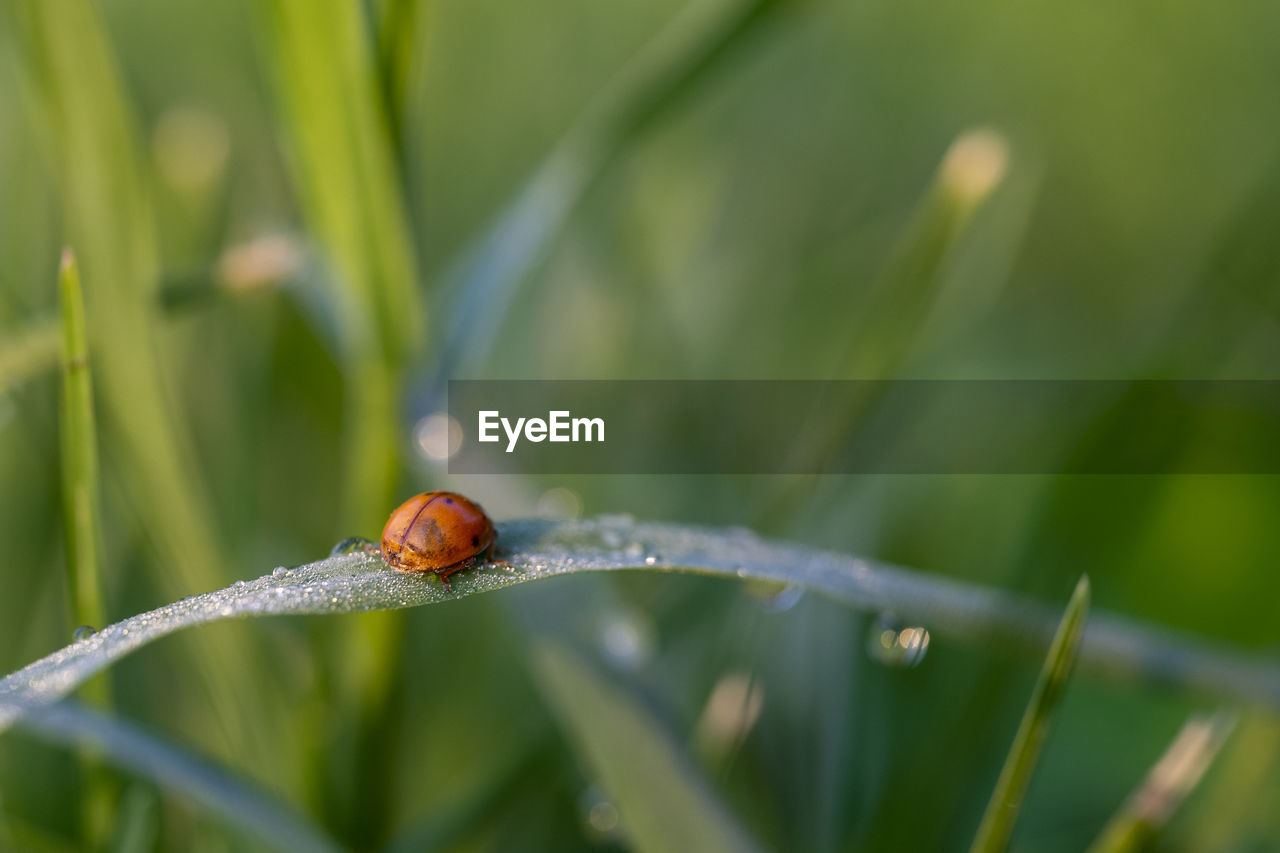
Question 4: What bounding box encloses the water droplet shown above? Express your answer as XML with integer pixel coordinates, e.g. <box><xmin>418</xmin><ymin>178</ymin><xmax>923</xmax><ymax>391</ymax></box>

<box><xmin>537</xmin><ymin>487</ymin><xmax>581</xmax><ymax>520</ymax></box>
<box><xmin>72</xmin><ymin>625</ymin><xmax>96</xmax><ymax>642</ymax></box>
<box><xmin>331</xmin><ymin>536</ymin><xmax>376</xmax><ymax>557</ymax></box>
<box><xmin>578</xmin><ymin>786</ymin><xmax>623</xmax><ymax>841</ymax></box>
<box><xmin>761</xmin><ymin>584</ymin><xmax>804</xmax><ymax>613</ymax></box>
<box><xmin>866</xmin><ymin>613</ymin><xmax>930</xmax><ymax>668</ymax></box>
<box><xmin>414</xmin><ymin>412</ymin><xmax>463</xmax><ymax>461</ymax></box>
<box><xmin>587</xmin><ymin>800</ymin><xmax>619</xmax><ymax>834</ymax></box>
<box><xmin>272</xmin><ymin>566</ymin><xmax>291</xmax><ymax>577</ymax></box>
<box><xmin>643</xmin><ymin>555</ymin><xmax>657</xmax><ymax>566</ymax></box>
<box><xmin>742</xmin><ymin>579</ymin><xmax>804</xmax><ymax>612</ymax></box>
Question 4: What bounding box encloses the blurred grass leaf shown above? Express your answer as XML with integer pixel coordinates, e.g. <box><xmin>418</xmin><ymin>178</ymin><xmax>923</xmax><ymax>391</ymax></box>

<box><xmin>838</xmin><ymin>128</ymin><xmax>1011</xmax><ymax>379</ymax></box>
<box><xmin>531</xmin><ymin>640</ymin><xmax>764</xmax><ymax>853</ymax></box>
<box><xmin>371</xmin><ymin>0</ymin><xmax>424</xmax><ymax>149</ymax></box>
<box><xmin>259</xmin><ymin>0</ymin><xmax>423</xmax><ymax>534</ymax></box>
<box><xmin>9</xmin><ymin>0</ymin><xmax>227</xmax><ymax>595</ymax></box>
<box><xmin>19</xmin><ymin>703</ymin><xmax>340</xmax><ymax>853</ymax></box>
<box><xmin>0</xmin><ymin>316</ymin><xmax>59</xmax><ymax>395</ymax></box>
<box><xmin>428</xmin><ymin>0</ymin><xmax>792</xmax><ymax>399</ymax></box>
<box><xmin>8</xmin><ymin>0</ymin><xmax>283</xmax><ymax>778</ymax></box>
<box><xmin>970</xmin><ymin>575</ymin><xmax>1090</xmax><ymax>853</ymax></box>
<box><xmin>256</xmin><ymin>6</ymin><xmax>428</xmax><ymax>837</ymax></box>
<box><xmin>1086</xmin><ymin>711</ymin><xmax>1235</xmax><ymax>853</ymax></box>
<box><xmin>110</xmin><ymin>785</ymin><xmax>159</xmax><ymax>853</ymax></box>
<box><xmin>4</xmin><ymin>522</ymin><xmax>1279</xmax><ymax>734</ymax></box>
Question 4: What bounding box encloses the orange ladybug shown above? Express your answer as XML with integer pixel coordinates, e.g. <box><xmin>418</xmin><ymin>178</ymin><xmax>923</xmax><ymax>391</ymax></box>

<box><xmin>381</xmin><ymin>491</ymin><xmax>500</xmax><ymax>591</ymax></box>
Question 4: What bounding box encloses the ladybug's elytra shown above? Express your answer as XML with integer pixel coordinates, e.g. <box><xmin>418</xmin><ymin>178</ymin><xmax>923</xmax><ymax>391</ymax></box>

<box><xmin>381</xmin><ymin>491</ymin><xmax>500</xmax><ymax>591</ymax></box>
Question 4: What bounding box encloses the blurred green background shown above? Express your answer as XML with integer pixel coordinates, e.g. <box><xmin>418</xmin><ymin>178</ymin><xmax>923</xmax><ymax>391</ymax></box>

<box><xmin>2</xmin><ymin>0</ymin><xmax>1280</xmax><ymax>850</ymax></box>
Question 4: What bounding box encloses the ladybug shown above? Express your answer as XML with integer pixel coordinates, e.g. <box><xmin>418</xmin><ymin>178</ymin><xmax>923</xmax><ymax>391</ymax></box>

<box><xmin>381</xmin><ymin>491</ymin><xmax>501</xmax><ymax>591</ymax></box>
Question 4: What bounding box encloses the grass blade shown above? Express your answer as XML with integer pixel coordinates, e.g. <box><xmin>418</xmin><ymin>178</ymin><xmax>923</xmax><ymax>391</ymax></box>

<box><xmin>970</xmin><ymin>575</ymin><xmax>1091</xmax><ymax>853</ymax></box>
<box><xmin>372</xmin><ymin>0</ymin><xmax>424</xmax><ymax>150</ymax></box>
<box><xmin>531</xmin><ymin>640</ymin><xmax>764</xmax><ymax>853</ymax></box>
<box><xmin>259</xmin><ymin>0</ymin><xmax>423</xmax><ymax>533</ymax></box>
<box><xmin>1</xmin><ymin>523</ymin><xmax>1278</xmax><ymax>734</ymax></box>
<box><xmin>57</xmin><ymin>248</ymin><xmax>115</xmax><ymax>847</ymax></box>
<box><xmin>255</xmin><ymin>7</ymin><xmax>436</xmax><ymax>836</ymax></box>
<box><xmin>8</xmin><ymin>0</ymin><xmax>227</xmax><ymax>595</ymax></box>
<box><xmin>1086</xmin><ymin>711</ymin><xmax>1235</xmax><ymax>853</ymax></box>
<box><xmin>257</xmin><ymin>6</ymin><xmax>428</xmax><ymax>838</ymax></box>
<box><xmin>839</xmin><ymin>128</ymin><xmax>1011</xmax><ymax>378</ymax></box>
<box><xmin>57</xmin><ymin>249</ymin><xmax>105</xmax><ymax>647</ymax></box>
<box><xmin>17</xmin><ymin>702</ymin><xmax>340</xmax><ymax>853</ymax></box>
<box><xmin>8</xmin><ymin>0</ymin><xmax>291</xmax><ymax>785</ymax></box>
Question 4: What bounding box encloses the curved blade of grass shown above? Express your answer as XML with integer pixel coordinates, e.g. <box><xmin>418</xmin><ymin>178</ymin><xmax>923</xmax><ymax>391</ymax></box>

<box><xmin>1085</xmin><ymin>711</ymin><xmax>1235</xmax><ymax>853</ymax></box>
<box><xmin>16</xmin><ymin>702</ymin><xmax>340</xmax><ymax>853</ymax></box>
<box><xmin>970</xmin><ymin>575</ymin><xmax>1091</xmax><ymax>853</ymax></box>
<box><xmin>531</xmin><ymin>640</ymin><xmax>764</xmax><ymax>853</ymax></box>
<box><xmin>2</xmin><ymin>521</ymin><xmax>1279</xmax><ymax>733</ymax></box>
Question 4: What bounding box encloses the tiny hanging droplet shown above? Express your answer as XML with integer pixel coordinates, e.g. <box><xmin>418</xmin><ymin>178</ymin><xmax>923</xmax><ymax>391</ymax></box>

<box><xmin>743</xmin><ymin>579</ymin><xmax>805</xmax><ymax>613</ymax></box>
<box><xmin>330</xmin><ymin>536</ymin><xmax>376</xmax><ymax>557</ymax></box>
<box><xmin>866</xmin><ymin>613</ymin><xmax>930</xmax><ymax>668</ymax></box>
<box><xmin>72</xmin><ymin>625</ymin><xmax>96</xmax><ymax>642</ymax></box>
<box><xmin>578</xmin><ymin>785</ymin><xmax>623</xmax><ymax>841</ymax></box>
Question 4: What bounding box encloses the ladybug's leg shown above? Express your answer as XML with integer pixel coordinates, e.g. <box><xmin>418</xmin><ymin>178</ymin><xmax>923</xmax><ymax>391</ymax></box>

<box><xmin>484</xmin><ymin>540</ymin><xmax>511</xmax><ymax>567</ymax></box>
<box><xmin>434</xmin><ymin>557</ymin><xmax>476</xmax><ymax>593</ymax></box>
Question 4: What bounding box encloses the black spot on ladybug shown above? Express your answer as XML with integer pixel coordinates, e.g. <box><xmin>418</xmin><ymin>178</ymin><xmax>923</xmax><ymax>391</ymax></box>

<box><xmin>472</xmin><ymin>535</ymin><xmax>480</xmax><ymax>547</ymax></box>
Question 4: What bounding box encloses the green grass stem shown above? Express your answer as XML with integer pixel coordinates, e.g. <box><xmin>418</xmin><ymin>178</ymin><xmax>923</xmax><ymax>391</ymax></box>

<box><xmin>970</xmin><ymin>575</ymin><xmax>1091</xmax><ymax>853</ymax></box>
